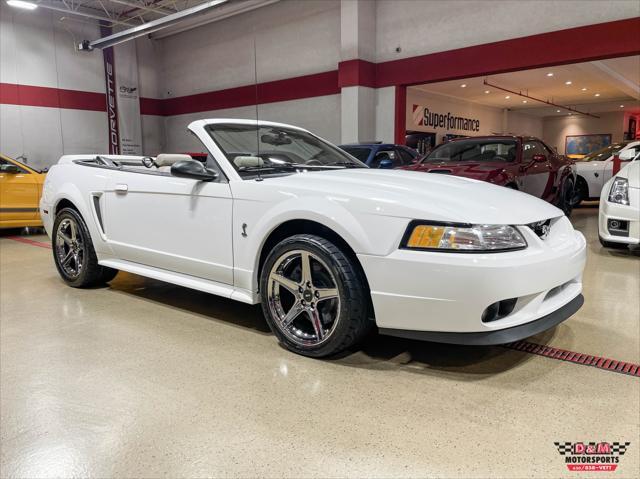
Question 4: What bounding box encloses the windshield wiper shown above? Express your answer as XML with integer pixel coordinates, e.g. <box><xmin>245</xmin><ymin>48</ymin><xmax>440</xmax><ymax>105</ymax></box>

<box><xmin>325</xmin><ymin>161</ymin><xmax>363</xmax><ymax>168</ymax></box>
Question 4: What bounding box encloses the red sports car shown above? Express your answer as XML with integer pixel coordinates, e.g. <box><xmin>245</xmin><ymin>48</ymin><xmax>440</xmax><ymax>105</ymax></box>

<box><xmin>401</xmin><ymin>136</ymin><xmax>576</xmax><ymax>215</ymax></box>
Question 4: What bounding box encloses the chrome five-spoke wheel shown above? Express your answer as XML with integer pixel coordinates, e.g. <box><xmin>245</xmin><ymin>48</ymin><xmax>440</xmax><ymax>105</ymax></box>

<box><xmin>55</xmin><ymin>217</ymin><xmax>84</xmax><ymax>279</ymax></box>
<box><xmin>267</xmin><ymin>250</ymin><xmax>340</xmax><ymax>346</ymax></box>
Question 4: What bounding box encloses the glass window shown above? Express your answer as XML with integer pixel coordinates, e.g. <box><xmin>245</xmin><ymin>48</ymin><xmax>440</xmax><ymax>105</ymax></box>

<box><xmin>0</xmin><ymin>158</ymin><xmax>29</xmax><ymax>174</ymax></box>
<box><xmin>580</xmin><ymin>142</ymin><xmax>629</xmax><ymax>162</ymax></box>
<box><xmin>206</xmin><ymin>124</ymin><xmax>366</xmax><ymax>178</ymax></box>
<box><xmin>340</xmin><ymin>146</ymin><xmax>372</xmax><ymax>163</ymax></box>
<box><xmin>396</xmin><ymin>148</ymin><xmax>416</xmax><ymax>164</ymax></box>
<box><xmin>423</xmin><ymin>139</ymin><xmax>517</xmax><ymax>163</ymax></box>
<box><xmin>523</xmin><ymin>141</ymin><xmax>549</xmax><ymax>161</ymax></box>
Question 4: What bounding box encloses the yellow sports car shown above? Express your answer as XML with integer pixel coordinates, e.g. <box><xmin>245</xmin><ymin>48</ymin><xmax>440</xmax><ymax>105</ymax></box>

<box><xmin>0</xmin><ymin>154</ymin><xmax>46</xmax><ymax>228</ymax></box>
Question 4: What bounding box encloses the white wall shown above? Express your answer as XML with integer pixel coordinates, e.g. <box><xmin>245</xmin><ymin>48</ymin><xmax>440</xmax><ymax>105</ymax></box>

<box><xmin>375</xmin><ymin>0</ymin><xmax>640</xmax><ymax>63</ymax></box>
<box><xmin>542</xmin><ymin>111</ymin><xmax>627</xmax><ymax>154</ymax></box>
<box><xmin>0</xmin><ymin>3</ymin><xmax>107</xmax><ymax>169</ymax></box>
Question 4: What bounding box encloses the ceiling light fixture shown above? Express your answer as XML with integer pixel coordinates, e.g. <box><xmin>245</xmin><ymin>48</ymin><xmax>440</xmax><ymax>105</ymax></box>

<box><xmin>6</xmin><ymin>0</ymin><xmax>37</xmax><ymax>9</ymax></box>
<box><xmin>484</xmin><ymin>90</ymin><xmax>490</xmax><ymax>94</ymax></box>
<box><xmin>594</xmin><ymin>93</ymin><xmax>601</xmax><ymax>97</ymax></box>
<box><xmin>522</xmin><ymin>100</ymin><xmax>527</xmax><ymax>103</ymax></box>
<box><xmin>556</xmin><ymin>110</ymin><xmax>561</xmax><ymax>113</ymax></box>
<box><xmin>460</xmin><ymin>84</ymin><xmax>467</xmax><ymax>88</ymax></box>
<box><xmin>620</xmin><ymin>105</ymin><xmax>625</xmax><ymax>108</ymax></box>
<box><xmin>483</xmin><ymin>78</ymin><xmax>600</xmax><ymax>118</ymax></box>
<box><xmin>581</xmin><ymin>87</ymin><xmax>587</xmax><ymax>91</ymax></box>
<box><xmin>546</xmin><ymin>73</ymin><xmax>554</xmax><ymax>77</ymax></box>
<box><xmin>565</xmin><ymin>81</ymin><xmax>572</xmax><ymax>85</ymax></box>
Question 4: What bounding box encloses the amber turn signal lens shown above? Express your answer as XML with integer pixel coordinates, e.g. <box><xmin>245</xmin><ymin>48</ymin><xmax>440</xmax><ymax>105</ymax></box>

<box><xmin>406</xmin><ymin>225</ymin><xmax>445</xmax><ymax>248</ymax></box>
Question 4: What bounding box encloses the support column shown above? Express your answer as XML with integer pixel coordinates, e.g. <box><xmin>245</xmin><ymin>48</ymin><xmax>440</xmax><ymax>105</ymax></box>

<box><xmin>339</xmin><ymin>0</ymin><xmax>376</xmax><ymax>144</ymax></box>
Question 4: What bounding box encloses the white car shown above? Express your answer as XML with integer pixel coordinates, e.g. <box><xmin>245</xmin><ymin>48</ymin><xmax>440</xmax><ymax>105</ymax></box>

<box><xmin>40</xmin><ymin>119</ymin><xmax>587</xmax><ymax>357</ymax></box>
<box><xmin>574</xmin><ymin>140</ymin><xmax>640</xmax><ymax>205</ymax></box>
<box><xmin>599</xmin><ymin>150</ymin><xmax>640</xmax><ymax>249</ymax></box>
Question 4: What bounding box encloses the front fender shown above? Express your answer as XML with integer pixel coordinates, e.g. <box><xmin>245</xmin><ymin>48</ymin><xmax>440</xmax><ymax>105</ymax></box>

<box><xmin>233</xmin><ymin>195</ymin><xmax>408</xmax><ymax>294</ymax></box>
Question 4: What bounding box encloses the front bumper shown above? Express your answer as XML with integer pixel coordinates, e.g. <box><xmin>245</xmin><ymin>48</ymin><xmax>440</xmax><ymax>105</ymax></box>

<box><xmin>358</xmin><ymin>216</ymin><xmax>586</xmax><ymax>340</ymax></box>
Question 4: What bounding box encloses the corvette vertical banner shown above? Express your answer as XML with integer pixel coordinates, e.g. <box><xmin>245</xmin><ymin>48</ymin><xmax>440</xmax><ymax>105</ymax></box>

<box><xmin>114</xmin><ymin>40</ymin><xmax>143</xmax><ymax>155</ymax></box>
<box><xmin>100</xmin><ymin>24</ymin><xmax>120</xmax><ymax>155</ymax></box>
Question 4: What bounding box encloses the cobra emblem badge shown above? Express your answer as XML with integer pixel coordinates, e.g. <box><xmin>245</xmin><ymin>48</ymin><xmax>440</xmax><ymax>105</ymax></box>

<box><xmin>241</xmin><ymin>223</ymin><xmax>248</xmax><ymax>237</ymax></box>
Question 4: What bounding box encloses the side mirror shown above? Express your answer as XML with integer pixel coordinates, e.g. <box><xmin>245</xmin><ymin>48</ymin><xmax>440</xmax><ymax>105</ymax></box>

<box><xmin>379</xmin><ymin>158</ymin><xmax>394</xmax><ymax>169</ymax></box>
<box><xmin>618</xmin><ymin>149</ymin><xmax>636</xmax><ymax>161</ymax></box>
<box><xmin>171</xmin><ymin>159</ymin><xmax>218</xmax><ymax>181</ymax></box>
<box><xmin>532</xmin><ymin>154</ymin><xmax>547</xmax><ymax>163</ymax></box>
<box><xmin>0</xmin><ymin>164</ymin><xmax>20</xmax><ymax>174</ymax></box>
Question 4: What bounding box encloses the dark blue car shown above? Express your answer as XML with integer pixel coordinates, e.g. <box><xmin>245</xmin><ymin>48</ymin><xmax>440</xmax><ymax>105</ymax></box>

<box><xmin>338</xmin><ymin>142</ymin><xmax>420</xmax><ymax>168</ymax></box>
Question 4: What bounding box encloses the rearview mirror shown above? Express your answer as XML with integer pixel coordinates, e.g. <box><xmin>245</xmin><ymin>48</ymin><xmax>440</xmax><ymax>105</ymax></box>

<box><xmin>0</xmin><ymin>164</ymin><xmax>20</xmax><ymax>174</ymax></box>
<box><xmin>171</xmin><ymin>159</ymin><xmax>218</xmax><ymax>181</ymax></box>
<box><xmin>532</xmin><ymin>154</ymin><xmax>547</xmax><ymax>163</ymax></box>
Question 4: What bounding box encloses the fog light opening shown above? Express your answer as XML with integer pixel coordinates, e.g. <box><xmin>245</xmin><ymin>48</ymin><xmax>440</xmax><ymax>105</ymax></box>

<box><xmin>482</xmin><ymin>298</ymin><xmax>518</xmax><ymax>323</ymax></box>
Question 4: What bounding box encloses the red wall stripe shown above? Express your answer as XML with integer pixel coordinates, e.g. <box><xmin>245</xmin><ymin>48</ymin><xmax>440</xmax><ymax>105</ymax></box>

<box><xmin>0</xmin><ymin>83</ymin><xmax>106</xmax><ymax>112</ymax></box>
<box><xmin>338</xmin><ymin>59</ymin><xmax>376</xmax><ymax>88</ymax></box>
<box><xmin>375</xmin><ymin>17</ymin><xmax>640</xmax><ymax>87</ymax></box>
<box><xmin>161</xmin><ymin>70</ymin><xmax>340</xmax><ymax>116</ymax></box>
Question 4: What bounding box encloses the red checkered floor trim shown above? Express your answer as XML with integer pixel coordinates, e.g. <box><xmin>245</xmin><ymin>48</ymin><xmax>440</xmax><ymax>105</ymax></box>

<box><xmin>6</xmin><ymin>236</ymin><xmax>52</xmax><ymax>249</ymax></box>
<box><xmin>504</xmin><ymin>341</ymin><xmax>640</xmax><ymax>377</ymax></box>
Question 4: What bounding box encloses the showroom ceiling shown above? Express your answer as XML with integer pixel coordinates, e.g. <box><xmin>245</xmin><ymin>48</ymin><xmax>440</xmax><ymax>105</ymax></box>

<box><xmin>413</xmin><ymin>56</ymin><xmax>640</xmax><ymax>117</ymax></box>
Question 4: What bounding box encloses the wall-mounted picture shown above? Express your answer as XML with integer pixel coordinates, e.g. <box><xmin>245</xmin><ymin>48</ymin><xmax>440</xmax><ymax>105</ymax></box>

<box><xmin>565</xmin><ymin>134</ymin><xmax>612</xmax><ymax>156</ymax></box>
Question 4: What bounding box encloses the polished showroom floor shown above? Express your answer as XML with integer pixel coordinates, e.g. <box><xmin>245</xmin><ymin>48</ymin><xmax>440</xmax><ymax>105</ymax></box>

<box><xmin>1</xmin><ymin>206</ymin><xmax>638</xmax><ymax>478</ymax></box>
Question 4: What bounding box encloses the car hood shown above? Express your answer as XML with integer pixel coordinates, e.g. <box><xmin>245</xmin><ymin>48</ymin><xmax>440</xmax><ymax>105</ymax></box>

<box><xmin>402</xmin><ymin>160</ymin><xmax>512</xmax><ymax>182</ymax></box>
<box><xmin>262</xmin><ymin>169</ymin><xmax>562</xmax><ymax>224</ymax></box>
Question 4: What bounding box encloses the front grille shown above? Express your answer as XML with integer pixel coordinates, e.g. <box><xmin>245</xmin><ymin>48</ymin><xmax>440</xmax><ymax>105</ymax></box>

<box><xmin>528</xmin><ymin>219</ymin><xmax>552</xmax><ymax>239</ymax></box>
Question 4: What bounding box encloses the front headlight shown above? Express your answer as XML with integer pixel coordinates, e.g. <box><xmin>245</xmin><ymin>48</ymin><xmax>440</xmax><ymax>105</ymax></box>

<box><xmin>608</xmin><ymin>177</ymin><xmax>629</xmax><ymax>205</ymax></box>
<box><xmin>401</xmin><ymin>222</ymin><xmax>527</xmax><ymax>252</ymax></box>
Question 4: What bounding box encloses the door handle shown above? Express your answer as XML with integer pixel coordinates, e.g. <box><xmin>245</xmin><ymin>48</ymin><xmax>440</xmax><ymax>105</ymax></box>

<box><xmin>115</xmin><ymin>184</ymin><xmax>128</xmax><ymax>194</ymax></box>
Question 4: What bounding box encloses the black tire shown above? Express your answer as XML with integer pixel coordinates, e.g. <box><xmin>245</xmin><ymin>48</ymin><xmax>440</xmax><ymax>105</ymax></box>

<box><xmin>599</xmin><ymin>236</ymin><xmax>629</xmax><ymax>250</ymax></box>
<box><xmin>259</xmin><ymin>234</ymin><xmax>372</xmax><ymax>357</ymax></box>
<box><xmin>558</xmin><ymin>178</ymin><xmax>574</xmax><ymax>217</ymax></box>
<box><xmin>52</xmin><ymin>207</ymin><xmax>118</xmax><ymax>287</ymax></box>
<box><xmin>572</xmin><ymin>177</ymin><xmax>588</xmax><ymax>207</ymax></box>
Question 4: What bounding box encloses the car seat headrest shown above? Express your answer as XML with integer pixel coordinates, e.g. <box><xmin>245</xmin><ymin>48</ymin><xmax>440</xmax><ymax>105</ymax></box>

<box><xmin>234</xmin><ymin>156</ymin><xmax>264</xmax><ymax>168</ymax></box>
<box><xmin>155</xmin><ymin>154</ymin><xmax>193</xmax><ymax>167</ymax></box>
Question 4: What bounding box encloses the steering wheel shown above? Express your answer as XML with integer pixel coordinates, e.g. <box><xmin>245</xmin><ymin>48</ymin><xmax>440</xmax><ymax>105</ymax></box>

<box><xmin>142</xmin><ymin>156</ymin><xmax>156</xmax><ymax>168</ymax></box>
<box><xmin>305</xmin><ymin>159</ymin><xmax>323</xmax><ymax>166</ymax></box>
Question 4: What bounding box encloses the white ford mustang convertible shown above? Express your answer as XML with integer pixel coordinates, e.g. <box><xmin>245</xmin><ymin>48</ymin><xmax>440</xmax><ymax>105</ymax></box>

<box><xmin>41</xmin><ymin>119</ymin><xmax>587</xmax><ymax>357</ymax></box>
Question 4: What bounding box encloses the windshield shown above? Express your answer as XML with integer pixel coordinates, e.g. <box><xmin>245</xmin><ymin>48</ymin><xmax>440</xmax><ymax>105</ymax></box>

<box><xmin>340</xmin><ymin>146</ymin><xmax>372</xmax><ymax>163</ymax></box>
<box><xmin>422</xmin><ymin>139</ymin><xmax>517</xmax><ymax>163</ymax></box>
<box><xmin>206</xmin><ymin>124</ymin><xmax>366</xmax><ymax>178</ymax></box>
<box><xmin>580</xmin><ymin>142</ymin><xmax>628</xmax><ymax>162</ymax></box>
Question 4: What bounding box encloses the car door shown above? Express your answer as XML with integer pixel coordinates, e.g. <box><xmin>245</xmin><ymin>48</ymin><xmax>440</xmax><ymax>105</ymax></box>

<box><xmin>520</xmin><ymin>140</ymin><xmax>553</xmax><ymax>198</ymax></box>
<box><xmin>0</xmin><ymin>158</ymin><xmax>39</xmax><ymax>226</ymax></box>
<box><xmin>102</xmin><ymin>164</ymin><xmax>234</xmax><ymax>285</ymax></box>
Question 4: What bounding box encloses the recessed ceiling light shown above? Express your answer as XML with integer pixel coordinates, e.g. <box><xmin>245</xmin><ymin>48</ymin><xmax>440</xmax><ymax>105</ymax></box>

<box><xmin>505</xmin><ymin>95</ymin><xmax>510</xmax><ymax>99</ymax></box>
<box><xmin>484</xmin><ymin>90</ymin><xmax>490</xmax><ymax>94</ymax></box>
<box><xmin>565</xmin><ymin>81</ymin><xmax>572</xmax><ymax>85</ymax></box>
<box><xmin>460</xmin><ymin>84</ymin><xmax>467</xmax><ymax>88</ymax></box>
<box><xmin>522</xmin><ymin>100</ymin><xmax>527</xmax><ymax>103</ymax></box>
<box><xmin>6</xmin><ymin>0</ymin><xmax>37</xmax><ymax>9</ymax></box>
<box><xmin>594</xmin><ymin>93</ymin><xmax>601</xmax><ymax>97</ymax></box>
<box><xmin>556</xmin><ymin>109</ymin><xmax>561</xmax><ymax>113</ymax></box>
<box><xmin>546</xmin><ymin>73</ymin><xmax>554</xmax><ymax>77</ymax></box>
<box><xmin>581</xmin><ymin>87</ymin><xmax>587</xmax><ymax>91</ymax></box>
<box><xmin>568</xmin><ymin>112</ymin><xmax>573</xmax><ymax>115</ymax></box>
<box><xmin>620</xmin><ymin>105</ymin><xmax>625</xmax><ymax>108</ymax></box>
